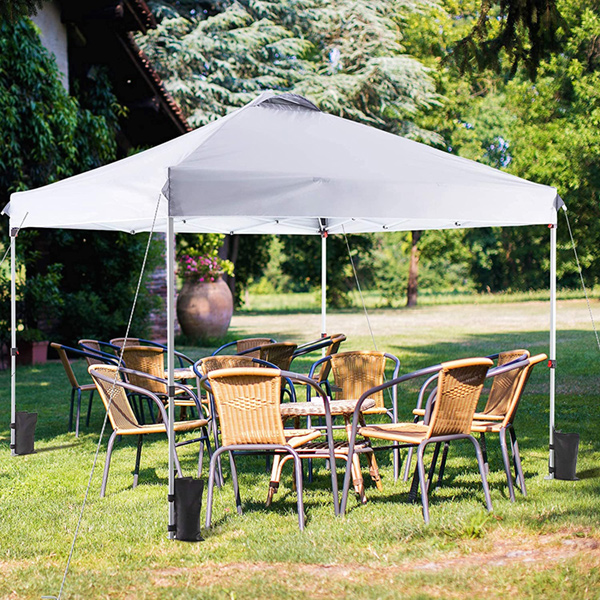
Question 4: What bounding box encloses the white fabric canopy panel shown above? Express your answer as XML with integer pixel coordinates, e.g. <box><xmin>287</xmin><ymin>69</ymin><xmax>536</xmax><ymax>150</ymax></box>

<box><xmin>3</xmin><ymin>92</ymin><xmax>561</xmax><ymax>235</ymax></box>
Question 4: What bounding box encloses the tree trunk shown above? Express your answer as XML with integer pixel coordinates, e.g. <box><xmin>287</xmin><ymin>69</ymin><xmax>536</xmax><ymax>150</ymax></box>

<box><xmin>218</xmin><ymin>234</ymin><xmax>240</xmax><ymax>298</ymax></box>
<box><xmin>406</xmin><ymin>230</ymin><xmax>422</xmax><ymax>307</ymax></box>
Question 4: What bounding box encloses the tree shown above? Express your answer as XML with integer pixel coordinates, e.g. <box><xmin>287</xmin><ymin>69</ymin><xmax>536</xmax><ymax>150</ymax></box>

<box><xmin>0</xmin><ymin>0</ymin><xmax>43</xmax><ymax>22</ymax></box>
<box><xmin>452</xmin><ymin>0</ymin><xmax>567</xmax><ymax>78</ymax></box>
<box><xmin>141</xmin><ymin>0</ymin><xmax>442</xmax><ymax>306</ymax></box>
<box><xmin>0</xmin><ymin>18</ymin><xmax>161</xmax><ymax>345</ymax></box>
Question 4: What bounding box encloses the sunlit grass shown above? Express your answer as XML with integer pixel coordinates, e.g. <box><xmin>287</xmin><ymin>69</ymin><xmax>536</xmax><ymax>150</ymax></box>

<box><xmin>1</xmin><ymin>298</ymin><xmax>599</xmax><ymax>598</ymax></box>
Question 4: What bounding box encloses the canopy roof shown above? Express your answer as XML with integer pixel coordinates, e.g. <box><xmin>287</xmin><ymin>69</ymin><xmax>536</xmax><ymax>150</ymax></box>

<box><xmin>3</xmin><ymin>92</ymin><xmax>562</xmax><ymax>235</ymax></box>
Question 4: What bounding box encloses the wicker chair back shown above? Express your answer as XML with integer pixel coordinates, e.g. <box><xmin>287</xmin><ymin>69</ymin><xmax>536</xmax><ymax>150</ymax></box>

<box><xmin>428</xmin><ymin>358</ymin><xmax>492</xmax><ymax>437</ymax></box>
<box><xmin>236</xmin><ymin>337</ymin><xmax>275</xmax><ymax>357</ymax></box>
<box><xmin>259</xmin><ymin>342</ymin><xmax>297</xmax><ymax>370</ymax></box>
<box><xmin>482</xmin><ymin>349</ymin><xmax>530</xmax><ymax>416</ymax></box>
<box><xmin>89</xmin><ymin>364</ymin><xmax>139</xmax><ymax>431</ymax></box>
<box><xmin>329</xmin><ymin>351</ymin><xmax>387</xmax><ymax>408</ymax></box>
<box><xmin>197</xmin><ymin>355</ymin><xmax>260</xmax><ymax>375</ymax></box>
<box><xmin>500</xmin><ymin>353</ymin><xmax>547</xmax><ymax>427</ymax></box>
<box><xmin>314</xmin><ymin>333</ymin><xmax>347</xmax><ymax>383</ymax></box>
<box><xmin>121</xmin><ymin>346</ymin><xmax>167</xmax><ymax>395</ymax></box>
<box><xmin>207</xmin><ymin>367</ymin><xmax>286</xmax><ymax>447</ymax></box>
<box><xmin>110</xmin><ymin>337</ymin><xmax>143</xmax><ymax>348</ymax></box>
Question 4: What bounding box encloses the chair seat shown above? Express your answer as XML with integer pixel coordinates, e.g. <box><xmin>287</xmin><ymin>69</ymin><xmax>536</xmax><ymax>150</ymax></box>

<box><xmin>413</xmin><ymin>408</ymin><xmax>505</xmax><ymax>421</ymax></box>
<box><xmin>280</xmin><ymin>398</ymin><xmax>376</xmax><ymax>418</ymax></box>
<box><xmin>81</xmin><ymin>383</ymin><xmax>97</xmax><ymax>392</ymax></box>
<box><xmin>116</xmin><ymin>418</ymin><xmax>208</xmax><ymax>436</ymax></box>
<box><xmin>471</xmin><ymin>420</ymin><xmax>504</xmax><ymax>433</ymax></box>
<box><xmin>359</xmin><ymin>422</ymin><xmax>430</xmax><ymax>444</ymax></box>
<box><xmin>473</xmin><ymin>412</ymin><xmax>504</xmax><ymax>421</ymax></box>
<box><xmin>284</xmin><ymin>428</ymin><xmax>322</xmax><ymax>447</ymax></box>
<box><xmin>361</xmin><ymin>406</ymin><xmax>388</xmax><ymax>415</ymax></box>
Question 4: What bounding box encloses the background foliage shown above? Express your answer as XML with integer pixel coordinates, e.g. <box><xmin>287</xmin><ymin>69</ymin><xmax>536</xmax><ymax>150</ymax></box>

<box><xmin>0</xmin><ymin>18</ymin><xmax>161</xmax><ymax>345</ymax></box>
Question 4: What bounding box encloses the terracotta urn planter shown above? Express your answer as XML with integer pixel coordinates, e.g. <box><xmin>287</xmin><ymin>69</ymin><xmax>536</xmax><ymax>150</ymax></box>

<box><xmin>17</xmin><ymin>340</ymin><xmax>49</xmax><ymax>365</ymax></box>
<box><xmin>176</xmin><ymin>278</ymin><xmax>234</xmax><ymax>340</ymax></box>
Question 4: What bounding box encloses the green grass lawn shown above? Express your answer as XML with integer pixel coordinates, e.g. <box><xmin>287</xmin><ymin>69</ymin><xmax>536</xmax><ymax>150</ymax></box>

<box><xmin>1</xmin><ymin>299</ymin><xmax>600</xmax><ymax>599</ymax></box>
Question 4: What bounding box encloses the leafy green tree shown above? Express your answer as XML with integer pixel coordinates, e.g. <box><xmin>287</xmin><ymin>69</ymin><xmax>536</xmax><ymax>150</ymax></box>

<box><xmin>141</xmin><ymin>0</ymin><xmax>442</xmax><ymax>306</ymax></box>
<box><xmin>0</xmin><ymin>0</ymin><xmax>43</xmax><ymax>22</ymax></box>
<box><xmin>0</xmin><ymin>18</ymin><xmax>161</xmax><ymax>345</ymax></box>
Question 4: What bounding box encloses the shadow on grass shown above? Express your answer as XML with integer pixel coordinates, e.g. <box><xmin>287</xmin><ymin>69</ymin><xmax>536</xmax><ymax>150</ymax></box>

<box><xmin>34</xmin><ymin>442</ymin><xmax>81</xmax><ymax>454</ymax></box>
<box><xmin>575</xmin><ymin>467</ymin><xmax>600</xmax><ymax>479</ymax></box>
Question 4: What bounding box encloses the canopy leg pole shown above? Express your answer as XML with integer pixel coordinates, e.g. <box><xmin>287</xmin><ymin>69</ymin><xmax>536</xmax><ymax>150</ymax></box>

<box><xmin>321</xmin><ymin>233</ymin><xmax>327</xmax><ymax>343</ymax></box>
<box><xmin>166</xmin><ymin>216</ymin><xmax>176</xmax><ymax>536</ymax></box>
<box><xmin>547</xmin><ymin>220</ymin><xmax>557</xmax><ymax>479</ymax></box>
<box><xmin>10</xmin><ymin>227</ymin><xmax>17</xmax><ymax>456</ymax></box>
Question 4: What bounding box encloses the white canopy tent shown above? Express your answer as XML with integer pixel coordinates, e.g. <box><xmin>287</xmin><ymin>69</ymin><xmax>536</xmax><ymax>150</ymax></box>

<box><xmin>4</xmin><ymin>92</ymin><xmax>563</xmax><ymax>532</ymax></box>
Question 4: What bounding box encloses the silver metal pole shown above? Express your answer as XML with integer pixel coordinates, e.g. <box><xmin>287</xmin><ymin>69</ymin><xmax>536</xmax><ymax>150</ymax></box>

<box><xmin>166</xmin><ymin>216</ymin><xmax>176</xmax><ymax>536</ymax></box>
<box><xmin>548</xmin><ymin>219</ymin><xmax>557</xmax><ymax>478</ymax></box>
<box><xmin>321</xmin><ymin>233</ymin><xmax>327</xmax><ymax>340</ymax></box>
<box><xmin>10</xmin><ymin>227</ymin><xmax>17</xmax><ymax>456</ymax></box>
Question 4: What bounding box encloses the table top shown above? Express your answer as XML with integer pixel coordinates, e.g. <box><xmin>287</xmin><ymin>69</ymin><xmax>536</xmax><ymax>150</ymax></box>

<box><xmin>280</xmin><ymin>397</ymin><xmax>376</xmax><ymax>417</ymax></box>
<box><xmin>164</xmin><ymin>367</ymin><xmax>196</xmax><ymax>380</ymax></box>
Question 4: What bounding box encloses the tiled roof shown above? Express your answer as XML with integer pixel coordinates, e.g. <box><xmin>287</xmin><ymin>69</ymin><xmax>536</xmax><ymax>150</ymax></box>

<box><xmin>124</xmin><ymin>31</ymin><xmax>192</xmax><ymax>132</ymax></box>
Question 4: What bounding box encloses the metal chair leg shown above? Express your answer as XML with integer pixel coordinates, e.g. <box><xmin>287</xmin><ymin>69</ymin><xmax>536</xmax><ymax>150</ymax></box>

<box><xmin>229</xmin><ymin>452</ymin><xmax>242</xmax><ymax>515</ymax></box>
<box><xmin>403</xmin><ymin>446</ymin><xmax>414</xmax><ymax>482</ymax></box>
<box><xmin>426</xmin><ymin>442</ymin><xmax>441</xmax><ymax>493</ymax></box>
<box><xmin>436</xmin><ymin>442</ymin><xmax>450</xmax><ymax>489</ymax></box>
<box><xmin>509</xmin><ymin>426</ymin><xmax>527</xmax><ymax>496</ymax></box>
<box><xmin>205</xmin><ymin>447</ymin><xmax>226</xmax><ymax>528</ymax></box>
<box><xmin>468</xmin><ymin>434</ymin><xmax>493</xmax><ymax>513</ymax></box>
<box><xmin>100</xmin><ymin>431</ymin><xmax>118</xmax><ymax>497</ymax></box>
<box><xmin>75</xmin><ymin>388</ymin><xmax>82</xmax><ymax>437</ymax></box>
<box><xmin>417</xmin><ymin>443</ymin><xmax>430</xmax><ymax>525</ymax></box>
<box><xmin>480</xmin><ymin>432</ymin><xmax>489</xmax><ymax>474</ymax></box>
<box><xmin>292</xmin><ymin>450</ymin><xmax>305</xmax><ymax>531</ymax></box>
<box><xmin>133</xmin><ymin>435</ymin><xmax>143</xmax><ymax>488</ymax></box>
<box><xmin>68</xmin><ymin>388</ymin><xmax>75</xmax><ymax>432</ymax></box>
<box><xmin>86</xmin><ymin>389</ymin><xmax>94</xmax><ymax>427</ymax></box>
<box><xmin>499</xmin><ymin>427</ymin><xmax>516</xmax><ymax>502</ymax></box>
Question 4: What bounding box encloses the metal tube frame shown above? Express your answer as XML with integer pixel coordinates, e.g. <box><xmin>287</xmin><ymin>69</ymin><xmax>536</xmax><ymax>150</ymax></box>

<box><xmin>10</xmin><ymin>227</ymin><xmax>17</xmax><ymax>456</ymax></box>
<box><xmin>166</xmin><ymin>216</ymin><xmax>176</xmax><ymax>537</ymax></box>
<box><xmin>548</xmin><ymin>217</ymin><xmax>557</xmax><ymax>478</ymax></box>
<box><xmin>321</xmin><ymin>232</ymin><xmax>327</xmax><ymax>340</ymax></box>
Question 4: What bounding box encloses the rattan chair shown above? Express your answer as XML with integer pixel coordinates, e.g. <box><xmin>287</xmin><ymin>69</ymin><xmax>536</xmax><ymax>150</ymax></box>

<box><xmin>309</xmin><ymin>333</ymin><xmax>346</xmax><ymax>398</ymax></box>
<box><xmin>258</xmin><ymin>342</ymin><xmax>298</xmax><ymax>371</ymax></box>
<box><xmin>293</xmin><ymin>333</ymin><xmax>347</xmax><ymax>359</ymax></box>
<box><xmin>200</xmin><ymin>367</ymin><xmax>341</xmax><ymax>530</ymax></box>
<box><xmin>78</xmin><ymin>339</ymin><xmax>121</xmax><ymax>367</ymax></box>
<box><xmin>51</xmin><ymin>342</ymin><xmax>119</xmax><ymax>437</ymax></box>
<box><xmin>470</xmin><ymin>353</ymin><xmax>547</xmax><ymax>501</ymax></box>
<box><xmin>404</xmin><ymin>349</ymin><xmax>530</xmax><ymax>482</ymax></box>
<box><xmin>110</xmin><ymin>337</ymin><xmax>194</xmax><ymax>369</ymax></box>
<box><xmin>341</xmin><ymin>357</ymin><xmax>494</xmax><ymax>523</ymax></box>
<box><xmin>193</xmin><ymin>355</ymin><xmax>275</xmax><ymax>485</ymax></box>
<box><xmin>120</xmin><ymin>346</ymin><xmax>197</xmax><ymax>422</ymax></box>
<box><xmin>211</xmin><ymin>337</ymin><xmax>277</xmax><ymax>358</ymax></box>
<box><xmin>307</xmin><ymin>350</ymin><xmax>401</xmax><ymax>481</ymax></box>
<box><xmin>89</xmin><ymin>364</ymin><xmax>211</xmax><ymax>497</ymax></box>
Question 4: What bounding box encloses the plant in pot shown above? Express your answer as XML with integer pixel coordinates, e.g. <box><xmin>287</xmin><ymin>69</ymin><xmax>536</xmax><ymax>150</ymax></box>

<box><xmin>176</xmin><ymin>243</ymin><xmax>234</xmax><ymax>342</ymax></box>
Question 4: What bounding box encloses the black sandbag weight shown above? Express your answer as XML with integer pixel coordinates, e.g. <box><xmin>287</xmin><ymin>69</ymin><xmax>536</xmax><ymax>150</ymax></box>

<box><xmin>553</xmin><ymin>428</ymin><xmax>580</xmax><ymax>481</ymax></box>
<box><xmin>14</xmin><ymin>411</ymin><xmax>37</xmax><ymax>455</ymax></box>
<box><xmin>174</xmin><ymin>477</ymin><xmax>204</xmax><ymax>541</ymax></box>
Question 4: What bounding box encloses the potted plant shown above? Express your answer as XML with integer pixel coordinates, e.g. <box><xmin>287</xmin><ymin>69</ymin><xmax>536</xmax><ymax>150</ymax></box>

<box><xmin>176</xmin><ymin>248</ymin><xmax>234</xmax><ymax>341</ymax></box>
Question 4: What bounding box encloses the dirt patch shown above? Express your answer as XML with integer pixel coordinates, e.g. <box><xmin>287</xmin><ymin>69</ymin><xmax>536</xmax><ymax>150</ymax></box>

<box><xmin>149</xmin><ymin>529</ymin><xmax>600</xmax><ymax>593</ymax></box>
